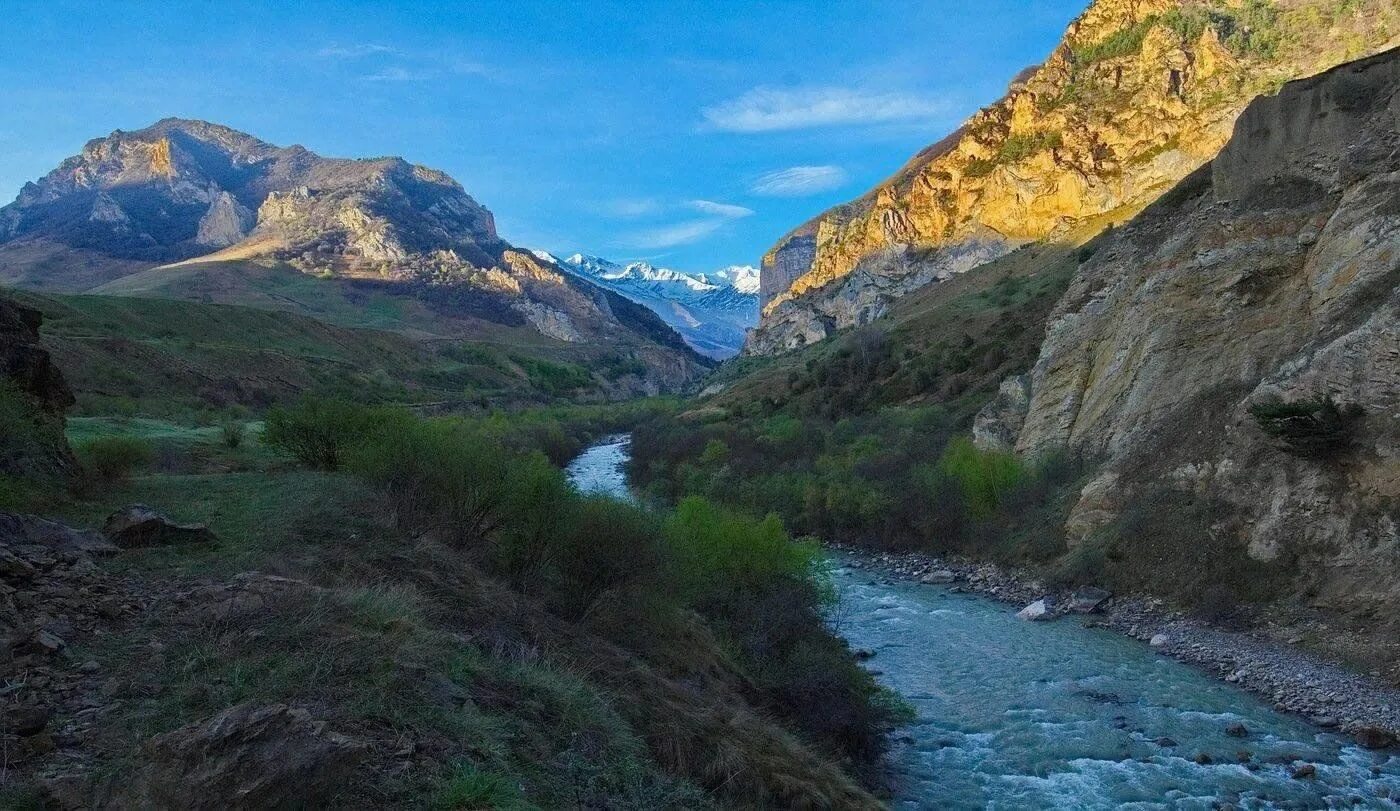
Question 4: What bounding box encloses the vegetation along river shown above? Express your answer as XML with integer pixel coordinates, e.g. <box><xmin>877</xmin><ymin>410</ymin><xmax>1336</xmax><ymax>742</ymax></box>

<box><xmin>565</xmin><ymin>435</ymin><xmax>1400</xmax><ymax>809</ymax></box>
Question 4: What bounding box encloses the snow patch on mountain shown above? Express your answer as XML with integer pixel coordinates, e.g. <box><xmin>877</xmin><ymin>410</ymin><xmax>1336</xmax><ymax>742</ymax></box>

<box><xmin>533</xmin><ymin>250</ymin><xmax>758</xmax><ymax>359</ymax></box>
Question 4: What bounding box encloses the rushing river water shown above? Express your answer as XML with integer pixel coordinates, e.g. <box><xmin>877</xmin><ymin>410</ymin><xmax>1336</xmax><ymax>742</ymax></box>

<box><xmin>565</xmin><ymin>435</ymin><xmax>1400</xmax><ymax>810</ymax></box>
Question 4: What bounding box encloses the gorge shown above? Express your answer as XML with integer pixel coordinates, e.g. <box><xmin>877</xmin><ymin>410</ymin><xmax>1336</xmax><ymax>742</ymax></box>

<box><xmin>568</xmin><ymin>434</ymin><xmax>1400</xmax><ymax>808</ymax></box>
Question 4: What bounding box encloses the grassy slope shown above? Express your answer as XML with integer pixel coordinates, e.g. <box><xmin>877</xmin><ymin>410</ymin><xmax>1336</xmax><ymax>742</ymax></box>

<box><xmin>4</xmin><ymin>288</ymin><xmax>654</xmax><ymax>419</ymax></box>
<box><xmin>91</xmin><ymin>259</ymin><xmax>555</xmax><ymax>342</ymax></box>
<box><xmin>8</xmin><ymin>414</ymin><xmax>883</xmax><ymax>809</ymax></box>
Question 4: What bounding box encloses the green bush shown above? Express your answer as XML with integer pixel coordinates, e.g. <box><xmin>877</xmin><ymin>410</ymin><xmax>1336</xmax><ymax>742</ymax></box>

<box><xmin>937</xmin><ymin>437</ymin><xmax>1027</xmax><ymax>519</ymax></box>
<box><xmin>998</xmin><ymin>130</ymin><xmax>1063</xmax><ymax>163</ymax></box>
<box><xmin>1073</xmin><ymin>17</ymin><xmax>1159</xmax><ymax>64</ymax></box>
<box><xmin>1248</xmin><ymin>396</ymin><xmax>1359</xmax><ymax>457</ymax></box>
<box><xmin>544</xmin><ymin>496</ymin><xmax>666</xmax><ymax>619</ymax></box>
<box><xmin>665</xmin><ymin>496</ymin><xmax>826</xmax><ymax>607</ymax></box>
<box><xmin>76</xmin><ymin>436</ymin><xmax>154</xmax><ymax>482</ymax></box>
<box><xmin>262</xmin><ymin>397</ymin><xmax>381</xmax><ymax>470</ymax></box>
<box><xmin>346</xmin><ymin>417</ymin><xmax>525</xmax><ymax>545</ymax></box>
<box><xmin>219</xmin><ymin>420</ymin><xmax>245</xmax><ymax>449</ymax></box>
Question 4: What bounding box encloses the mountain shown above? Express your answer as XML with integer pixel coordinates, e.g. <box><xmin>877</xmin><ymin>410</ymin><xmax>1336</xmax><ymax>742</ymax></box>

<box><xmin>536</xmin><ymin>251</ymin><xmax>759</xmax><ymax>359</ymax></box>
<box><xmin>0</xmin><ymin>118</ymin><xmax>709</xmax><ymax>393</ymax></box>
<box><xmin>977</xmin><ymin>45</ymin><xmax>1400</xmax><ymax>633</ymax></box>
<box><xmin>749</xmin><ymin>0</ymin><xmax>1400</xmax><ymax>354</ymax></box>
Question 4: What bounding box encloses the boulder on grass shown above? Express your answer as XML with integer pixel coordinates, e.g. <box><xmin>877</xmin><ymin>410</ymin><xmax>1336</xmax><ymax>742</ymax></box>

<box><xmin>115</xmin><ymin>703</ymin><xmax>365</xmax><ymax>809</ymax></box>
<box><xmin>102</xmin><ymin>506</ymin><xmax>217</xmax><ymax>549</ymax></box>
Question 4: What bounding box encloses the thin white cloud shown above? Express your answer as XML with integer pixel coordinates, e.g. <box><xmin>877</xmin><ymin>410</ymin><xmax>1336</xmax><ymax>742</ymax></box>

<box><xmin>751</xmin><ymin>165</ymin><xmax>849</xmax><ymax>197</ymax></box>
<box><xmin>596</xmin><ymin>198</ymin><xmax>663</xmax><ymax>218</ymax></box>
<box><xmin>360</xmin><ymin>67</ymin><xmax>433</xmax><ymax>83</ymax></box>
<box><xmin>621</xmin><ymin>219</ymin><xmax>727</xmax><ymax>249</ymax></box>
<box><xmin>702</xmin><ymin>86</ymin><xmax>948</xmax><ymax>133</ymax></box>
<box><xmin>689</xmin><ymin>200</ymin><xmax>754</xmax><ymax>219</ymax></box>
<box><xmin>318</xmin><ymin>43</ymin><xmax>399</xmax><ymax>59</ymax></box>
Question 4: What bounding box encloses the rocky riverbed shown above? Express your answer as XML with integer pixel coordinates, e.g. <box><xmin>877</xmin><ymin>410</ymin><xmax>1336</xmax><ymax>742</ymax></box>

<box><xmin>834</xmin><ymin>543</ymin><xmax>1400</xmax><ymax>753</ymax></box>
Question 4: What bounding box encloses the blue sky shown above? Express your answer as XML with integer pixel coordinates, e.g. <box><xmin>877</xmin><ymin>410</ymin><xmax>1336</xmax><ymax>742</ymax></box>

<box><xmin>0</xmin><ymin>1</ymin><xmax>1085</xmax><ymax>272</ymax></box>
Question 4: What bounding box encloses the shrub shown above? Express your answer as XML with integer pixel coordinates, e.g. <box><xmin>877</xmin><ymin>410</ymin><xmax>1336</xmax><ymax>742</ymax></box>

<box><xmin>543</xmin><ymin>496</ymin><xmax>665</xmax><ymax>620</ymax></box>
<box><xmin>219</xmin><ymin>420</ymin><xmax>245</xmax><ymax>449</ymax></box>
<box><xmin>997</xmin><ymin>130</ymin><xmax>1063</xmax><ymax>163</ymax></box>
<box><xmin>665</xmin><ymin>497</ymin><xmax>826</xmax><ymax>608</ymax></box>
<box><xmin>262</xmin><ymin>397</ymin><xmax>380</xmax><ymax>470</ymax></box>
<box><xmin>964</xmin><ymin>157</ymin><xmax>998</xmax><ymax>178</ymax></box>
<box><xmin>1073</xmin><ymin>17</ymin><xmax>1159</xmax><ymax>64</ymax></box>
<box><xmin>937</xmin><ymin>437</ymin><xmax>1027</xmax><ymax>519</ymax></box>
<box><xmin>77</xmin><ymin>436</ymin><xmax>154</xmax><ymax>482</ymax></box>
<box><xmin>1248</xmin><ymin>396</ymin><xmax>1359</xmax><ymax>457</ymax></box>
<box><xmin>346</xmin><ymin>417</ymin><xmax>522</xmax><ymax>545</ymax></box>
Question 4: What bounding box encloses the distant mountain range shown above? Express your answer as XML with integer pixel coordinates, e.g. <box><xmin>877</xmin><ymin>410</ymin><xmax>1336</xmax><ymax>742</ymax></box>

<box><xmin>0</xmin><ymin>118</ymin><xmax>709</xmax><ymax>393</ymax></box>
<box><xmin>534</xmin><ymin>252</ymin><xmax>758</xmax><ymax>358</ymax></box>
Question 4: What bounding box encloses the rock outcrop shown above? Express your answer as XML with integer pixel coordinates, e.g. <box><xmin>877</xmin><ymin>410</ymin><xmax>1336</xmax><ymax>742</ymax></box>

<box><xmin>0</xmin><ymin>295</ymin><xmax>74</xmax><ymax>477</ymax></box>
<box><xmin>113</xmin><ymin>703</ymin><xmax>366</xmax><ymax>809</ymax></box>
<box><xmin>981</xmin><ymin>46</ymin><xmax>1400</xmax><ymax>631</ymax></box>
<box><xmin>749</xmin><ymin>0</ymin><xmax>1400</xmax><ymax>354</ymax></box>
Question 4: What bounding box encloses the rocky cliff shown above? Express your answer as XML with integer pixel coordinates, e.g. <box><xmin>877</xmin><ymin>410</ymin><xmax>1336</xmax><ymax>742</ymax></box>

<box><xmin>0</xmin><ymin>295</ymin><xmax>73</xmax><ymax>477</ymax></box>
<box><xmin>980</xmin><ymin>46</ymin><xmax>1400</xmax><ymax>634</ymax></box>
<box><xmin>750</xmin><ymin>0</ymin><xmax>1400</xmax><ymax>354</ymax></box>
<box><xmin>0</xmin><ymin>119</ymin><xmax>503</xmax><ymax>269</ymax></box>
<box><xmin>0</xmin><ymin>119</ymin><xmax>708</xmax><ymax>389</ymax></box>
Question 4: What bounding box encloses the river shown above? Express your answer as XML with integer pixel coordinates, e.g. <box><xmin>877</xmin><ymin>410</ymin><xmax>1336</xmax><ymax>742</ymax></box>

<box><xmin>565</xmin><ymin>435</ymin><xmax>1400</xmax><ymax>809</ymax></box>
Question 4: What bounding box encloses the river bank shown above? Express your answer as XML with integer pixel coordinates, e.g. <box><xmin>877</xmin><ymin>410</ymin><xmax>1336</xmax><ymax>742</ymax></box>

<box><xmin>833</xmin><ymin>543</ymin><xmax>1400</xmax><ymax>753</ymax></box>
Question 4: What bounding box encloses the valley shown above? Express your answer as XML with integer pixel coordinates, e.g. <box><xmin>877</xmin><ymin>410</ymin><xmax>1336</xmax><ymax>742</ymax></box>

<box><xmin>2</xmin><ymin>0</ymin><xmax>1399</xmax><ymax>808</ymax></box>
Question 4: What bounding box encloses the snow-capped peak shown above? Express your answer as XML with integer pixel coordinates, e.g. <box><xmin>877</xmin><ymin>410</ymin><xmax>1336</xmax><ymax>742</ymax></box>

<box><xmin>536</xmin><ymin>249</ymin><xmax>761</xmax><ymax>358</ymax></box>
<box><xmin>700</xmin><ymin>265</ymin><xmax>760</xmax><ymax>295</ymax></box>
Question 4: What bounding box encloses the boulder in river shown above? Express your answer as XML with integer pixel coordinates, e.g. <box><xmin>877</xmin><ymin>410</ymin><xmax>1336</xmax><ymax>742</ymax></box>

<box><xmin>1290</xmin><ymin>762</ymin><xmax>1317</xmax><ymax>780</ymax></box>
<box><xmin>1226</xmin><ymin>722</ymin><xmax>1249</xmax><ymax>738</ymax></box>
<box><xmin>921</xmin><ymin>569</ymin><xmax>956</xmax><ymax>585</ymax></box>
<box><xmin>1149</xmin><ymin>633</ymin><xmax>1170</xmax><ymax>647</ymax></box>
<box><xmin>1016</xmin><ymin>599</ymin><xmax>1053</xmax><ymax>621</ymax></box>
<box><xmin>1354</xmin><ymin>727</ymin><xmax>1397</xmax><ymax>750</ymax></box>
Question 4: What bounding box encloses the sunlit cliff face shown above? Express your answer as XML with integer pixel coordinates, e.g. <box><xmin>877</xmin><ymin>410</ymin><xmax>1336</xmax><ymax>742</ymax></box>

<box><xmin>752</xmin><ymin>0</ymin><xmax>1400</xmax><ymax>352</ymax></box>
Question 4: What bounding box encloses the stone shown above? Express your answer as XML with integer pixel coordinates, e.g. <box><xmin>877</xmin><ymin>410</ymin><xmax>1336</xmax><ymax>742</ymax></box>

<box><xmin>4</xmin><ymin>703</ymin><xmax>54</xmax><ymax>735</ymax></box>
<box><xmin>1289</xmin><ymin>763</ymin><xmax>1316</xmax><ymax>779</ymax></box>
<box><xmin>0</xmin><ymin>513</ymin><xmax>115</xmax><ymax>557</ymax></box>
<box><xmin>920</xmin><ymin>570</ymin><xmax>956</xmax><ymax>585</ymax></box>
<box><xmin>115</xmin><ymin>703</ymin><xmax>366</xmax><ymax>809</ymax></box>
<box><xmin>102</xmin><ymin>506</ymin><xmax>218</xmax><ymax>549</ymax></box>
<box><xmin>1068</xmin><ymin>586</ymin><xmax>1113</xmax><ymax>614</ymax></box>
<box><xmin>1353</xmin><ymin>726</ymin><xmax>1397</xmax><ymax>750</ymax></box>
<box><xmin>1155</xmin><ymin>737</ymin><xmax>1178</xmax><ymax>748</ymax></box>
<box><xmin>1149</xmin><ymin>634</ymin><xmax>1170</xmax><ymax>648</ymax></box>
<box><xmin>22</xmin><ymin>730</ymin><xmax>56</xmax><ymax>755</ymax></box>
<box><xmin>1016</xmin><ymin>599</ymin><xmax>1053</xmax><ymax>621</ymax></box>
<box><xmin>1225</xmin><ymin>722</ymin><xmax>1248</xmax><ymax>738</ymax></box>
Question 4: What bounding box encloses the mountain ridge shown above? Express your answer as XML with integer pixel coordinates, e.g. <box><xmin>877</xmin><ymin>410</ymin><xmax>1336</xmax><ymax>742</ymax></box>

<box><xmin>535</xmin><ymin>251</ymin><xmax>759</xmax><ymax>358</ymax></box>
<box><xmin>748</xmin><ymin>0</ymin><xmax>1400</xmax><ymax>355</ymax></box>
<box><xmin>0</xmin><ymin>118</ymin><xmax>710</xmax><ymax>392</ymax></box>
